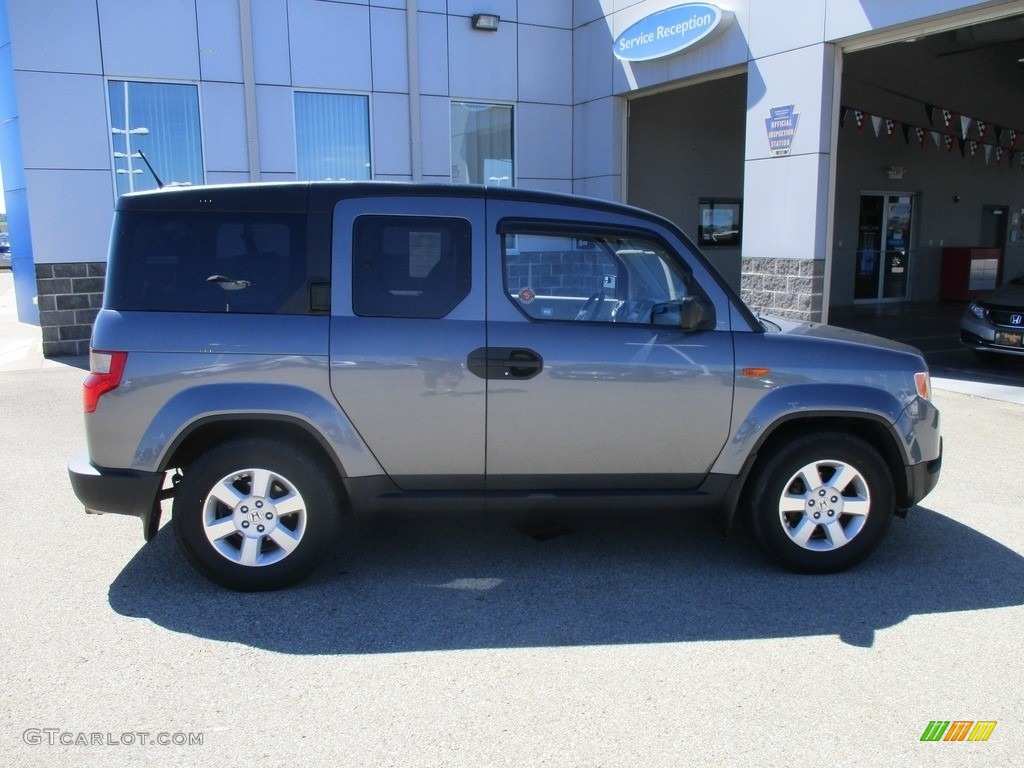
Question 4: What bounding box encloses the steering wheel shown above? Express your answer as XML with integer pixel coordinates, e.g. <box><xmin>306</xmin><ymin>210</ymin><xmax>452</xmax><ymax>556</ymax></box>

<box><xmin>575</xmin><ymin>291</ymin><xmax>605</xmax><ymax>321</ymax></box>
<box><xmin>612</xmin><ymin>299</ymin><xmax>655</xmax><ymax>324</ymax></box>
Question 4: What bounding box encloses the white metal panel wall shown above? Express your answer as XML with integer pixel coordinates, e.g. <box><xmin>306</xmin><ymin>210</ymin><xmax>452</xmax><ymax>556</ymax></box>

<box><xmin>197</xmin><ymin>0</ymin><xmax>244</xmax><ymax>83</ymax></box>
<box><xmin>97</xmin><ymin>0</ymin><xmax>200</xmax><ymax>79</ymax></box>
<box><xmin>201</xmin><ymin>81</ymin><xmax>249</xmax><ymax>175</ymax></box>
<box><xmin>5</xmin><ymin>0</ymin><xmax>101</xmax><ymax>74</ymax></box>
<box><xmin>23</xmin><ymin>168</ymin><xmax>113</xmax><ymax>265</ymax></box>
<box><xmin>447</xmin><ymin>14</ymin><xmax>517</xmax><ymax>101</ymax></box>
<box><xmin>288</xmin><ymin>1</ymin><xmax>371</xmax><ymax>90</ymax></box>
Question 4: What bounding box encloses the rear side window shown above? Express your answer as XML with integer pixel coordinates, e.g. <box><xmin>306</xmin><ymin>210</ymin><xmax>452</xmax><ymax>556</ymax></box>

<box><xmin>106</xmin><ymin>211</ymin><xmax>317</xmax><ymax>314</ymax></box>
<box><xmin>352</xmin><ymin>215</ymin><xmax>471</xmax><ymax>318</ymax></box>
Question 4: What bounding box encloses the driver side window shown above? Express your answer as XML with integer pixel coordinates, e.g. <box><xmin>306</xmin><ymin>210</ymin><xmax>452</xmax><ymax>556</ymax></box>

<box><xmin>502</xmin><ymin>230</ymin><xmax>695</xmax><ymax>326</ymax></box>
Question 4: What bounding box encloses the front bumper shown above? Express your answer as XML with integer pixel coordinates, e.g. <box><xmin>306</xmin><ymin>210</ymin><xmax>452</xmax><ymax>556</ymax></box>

<box><xmin>960</xmin><ymin>309</ymin><xmax>1024</xmax><ymax>356</ymax></box>
<box><xmin>68</xmin><ymin>449</ymin><xmax>164</xmax><ymax>520</ymax></box>
<box><xmin>902</xmin><ymin>438</ymin><xmax>942</xmax><ymax>511</ymax></box>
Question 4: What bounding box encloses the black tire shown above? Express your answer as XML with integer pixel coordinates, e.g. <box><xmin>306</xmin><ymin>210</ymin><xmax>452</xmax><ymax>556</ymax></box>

<box><xmin>745</xmin><ymin>433</ymin><xmax>895</xmax><ymax>574</ymax></box>
<box><xmin>172</xmin><ymin>438</ymin><xmax>339</xmax><ymax>591</ymax></box>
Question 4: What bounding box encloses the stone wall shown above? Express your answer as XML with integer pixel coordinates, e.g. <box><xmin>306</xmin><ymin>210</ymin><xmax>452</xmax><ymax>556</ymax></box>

<box><xmin>35</xmin><ymin>262</ymin><xmax>106</xmax><ymax>358</ymax></box>
<box><xmin>740</xmin><ymin>257</ymin><xmax>824</xmax><ymax>321</ymax></box>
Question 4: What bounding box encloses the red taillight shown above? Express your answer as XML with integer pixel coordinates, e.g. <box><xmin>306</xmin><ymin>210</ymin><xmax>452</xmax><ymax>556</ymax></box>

<box><xmin>83</xmin><ymin>350</ymin><xmax>127</xmax><ymax>413</ymax></box>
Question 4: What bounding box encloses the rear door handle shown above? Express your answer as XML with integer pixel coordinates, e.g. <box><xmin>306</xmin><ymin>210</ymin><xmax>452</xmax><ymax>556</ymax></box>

<box><xmin>467</xmin><ymin>347</ymin><xmax>543</xmax><ymax>380</ymax></box>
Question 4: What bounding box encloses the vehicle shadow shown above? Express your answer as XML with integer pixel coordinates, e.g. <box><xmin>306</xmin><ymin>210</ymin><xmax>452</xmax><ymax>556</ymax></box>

<box><xmin>108</xmin><ymin>507</ymin><xmax>1024</xmax><ymax>653</ymax></box>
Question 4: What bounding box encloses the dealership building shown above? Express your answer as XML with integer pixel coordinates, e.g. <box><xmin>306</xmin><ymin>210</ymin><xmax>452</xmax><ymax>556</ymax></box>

<box><xmin>2</xmin><ymin>0</ymin><xmax>1024</xmax><ymax>356</ymax></box>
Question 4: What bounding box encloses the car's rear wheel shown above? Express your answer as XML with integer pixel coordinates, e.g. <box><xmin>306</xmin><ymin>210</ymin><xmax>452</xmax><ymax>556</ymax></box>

<box><xmin>172</xmin><ymin>439</ymin><xmax>338</xmax><ymax>590</ymax></box>
<box><xmin>745</xmin><ymin>433</ymin><xmax>895</xmax><ymax>573</ymax></box>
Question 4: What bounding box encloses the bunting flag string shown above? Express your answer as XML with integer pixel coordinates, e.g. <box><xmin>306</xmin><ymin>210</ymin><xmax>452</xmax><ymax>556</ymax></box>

<box><xmin>960</xmin><ymin>115</ymin><xmax>972</xmax><ymax>139</ymax></box>
<box><xmin>842</xmin><ymin>102</ymin><xmax>1024</xmax><ymax>170</ymax></box>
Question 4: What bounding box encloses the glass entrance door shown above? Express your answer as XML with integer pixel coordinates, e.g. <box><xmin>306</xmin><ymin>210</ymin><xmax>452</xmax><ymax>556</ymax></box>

<box><xmin>855</xmin><ymin>193</ymin><xmax>914</xmax><ymax>302</ymax></box>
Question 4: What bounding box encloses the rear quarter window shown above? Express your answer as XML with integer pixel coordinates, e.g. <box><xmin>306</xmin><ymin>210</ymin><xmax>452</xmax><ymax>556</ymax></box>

<box><xmin>105</xmin><ymin>211</ymin><xmax>319</xmax><ymax>314</ymax></box>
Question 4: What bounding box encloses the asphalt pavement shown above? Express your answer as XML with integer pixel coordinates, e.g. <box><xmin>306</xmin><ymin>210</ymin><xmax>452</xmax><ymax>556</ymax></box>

<box><xmin>2</xmin><ymin>269</ymin><xmax>1023</xmax><ymax>766</ymax></box>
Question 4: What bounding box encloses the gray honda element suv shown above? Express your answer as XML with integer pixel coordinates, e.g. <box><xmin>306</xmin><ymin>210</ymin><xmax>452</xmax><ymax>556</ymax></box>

<box><xmin>69</xmin><ymin>182</ymin><xmax>942</xmax><ymax>590</ymax></box>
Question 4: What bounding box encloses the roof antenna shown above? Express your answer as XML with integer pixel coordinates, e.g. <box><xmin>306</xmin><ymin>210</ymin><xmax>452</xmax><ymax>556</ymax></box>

<box><xmin>136</xmin><ymin>149</ymin><xmax>165</xmax><ymax>189</ymax></box>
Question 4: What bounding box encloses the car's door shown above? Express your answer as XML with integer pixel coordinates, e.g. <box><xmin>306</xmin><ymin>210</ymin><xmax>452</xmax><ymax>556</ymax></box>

<box><xmin>481</xmin><ymin>198</ymin><xmax>735</xmax><ymax>489</ymax></box>
<box><xmin>329</xmin><ymin>195</ymin><xmax>487</xmax><ymax>489</ymax></box>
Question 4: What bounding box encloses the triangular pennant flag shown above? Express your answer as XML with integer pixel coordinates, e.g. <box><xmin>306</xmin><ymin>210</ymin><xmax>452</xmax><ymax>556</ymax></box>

<box><xmin>1011</xmin><ymin>130</ymin><xmax>1019</xmax><ymax>150</ymax></box>
<box><xmin>871</xmin><ymin>115</ymin><xmax>883</xmax><ymax>137</ymax></box>
<box><xmin>925</xmin><ymin>103</ymin><xmax>936</xmax><ymax>124</ymax></box>
<box><xmin>996</xmin><ymin>146</ymin><xmax>1004</xmax><ymax>165</ymax></box>
<box><xmin>902</xmin><ymin>123</ymin><xmax>912</xmax><ymax>144</ymax></box>
<box><xmin>840</xmin><ymin>106</ymin><xmax>849</xmax><ymax>128</ymax></box>
<box><xmin>855</xmin><ymin>110</ymin><xmax>865</xmax><ymax>131</ymax></box>
<box><xmin>945</xmin><ymin>134</ymin><xmax>955</xmax><ymax>153</ymax></box>
<box><xmin>916</xmin><ymin>127</ymin><xmax>927</xmax><ymax>148</ymax></box>
<box><xmin>994</xmin><ymin>126</ymin><xmax>1005</xmax><ymax>145</ymax></box>
<box><xmin>886</xmin><ymin>118</ymin><xmax>897</xmax><ymax>139</ymax></box>
<box><xmin>969</xmin><ymin>140</ymin><xmax>978</xmax><ymax>159</ymax></box>
<box><xmin>977</xmin><ymin>120</ymin><xmax>988</xmax><ymax>140</ymax></box>
<box><xmin>960</xmin><ymin>115</ymin><xmax>972</xmax><ymax>139</ymax></box>
<box><xmin>943</xmin><ymin>109</ymin><xmax>955</xmax><ymax>130</ymax></box>
<box><xmin>931</xmin><ymin>131</ymin><xmax>942</xmax><ymax>149</ymax></box>
<box><xmin>984</xmin><ymin>144</ymin><xmax>993</xmax><ymax>164</ymax></box>
<box><xmin>959</xmin><ymin>138</ymin><xmax>966</xmax><ymax>157</ymax></box>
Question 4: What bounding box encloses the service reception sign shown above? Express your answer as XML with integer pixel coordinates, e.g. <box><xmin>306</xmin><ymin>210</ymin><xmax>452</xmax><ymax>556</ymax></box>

<box><xmin>613</xmin><ymin>3</ymin><xmax>733</xmax><ymax>62</ymax></box>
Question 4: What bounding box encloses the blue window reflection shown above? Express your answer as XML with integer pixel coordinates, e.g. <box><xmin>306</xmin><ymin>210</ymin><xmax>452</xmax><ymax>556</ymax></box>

<box><xmin>294</xmin><ymin>92</ymin><xmax>371</xmax><ymax>181</ymax></box>
<box><xmin>108</xmin><ymin>81</ymin><xmax>203</xmax><ymax>195</ymax></box>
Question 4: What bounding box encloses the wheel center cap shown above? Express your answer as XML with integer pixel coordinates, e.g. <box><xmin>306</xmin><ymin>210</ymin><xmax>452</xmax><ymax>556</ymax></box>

<box><xmin>233</xmin><ymin>498</ymin><xmax>278</xmax><ymax>537</ymax></box>
<box><xmin>808</xmin><ymin>486</ymin><xmax>844</xmax><ymax>520</ymax></box>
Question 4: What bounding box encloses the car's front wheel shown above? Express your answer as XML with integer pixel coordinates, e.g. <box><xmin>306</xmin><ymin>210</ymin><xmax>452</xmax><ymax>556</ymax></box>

<box><xmin>745</xmin><ymin>433</ymin><xmax>895</xmax><ymax>573</ymax></box>
<box><xmin>172</xmin><ymin>439</ymin><xmax>339</xmax><ymax>590</ymax></box>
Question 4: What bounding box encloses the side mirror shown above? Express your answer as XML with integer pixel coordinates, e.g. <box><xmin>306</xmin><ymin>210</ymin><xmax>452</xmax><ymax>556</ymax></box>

<box><xmin>651</xmin><ymin>295</ymin><xmax>716</xmax><ymax>331</ymax></box>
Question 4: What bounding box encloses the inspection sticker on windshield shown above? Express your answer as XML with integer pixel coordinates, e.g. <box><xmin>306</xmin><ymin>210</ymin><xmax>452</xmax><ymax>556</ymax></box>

<box><xmin>518</xmin><ymin>287</ymin><xmax>536</xmax><ymax>304</ymax></box>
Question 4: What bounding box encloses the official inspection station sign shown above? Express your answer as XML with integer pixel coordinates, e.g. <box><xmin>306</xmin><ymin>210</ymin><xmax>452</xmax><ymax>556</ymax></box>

<box><xmin>765</xmin><ymin>105</ymin><xmax>800</xmax><ymax>156</ymax></box>
<box><xmin>613</xmin><ymin>4</ymin><xmax>734</xmax><ymax>62</ymax></box>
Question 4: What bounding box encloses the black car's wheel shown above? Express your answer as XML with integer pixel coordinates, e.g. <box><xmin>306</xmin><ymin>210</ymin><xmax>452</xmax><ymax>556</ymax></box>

<box><xmin>172</xmin><ymin>439</ymin><xmax>339</xmax><ymax>591</ymax></box>
<box><xmin>745</xmin><ymin>433</ymin><xmax>895</xmax><ymax>574</ymax></box>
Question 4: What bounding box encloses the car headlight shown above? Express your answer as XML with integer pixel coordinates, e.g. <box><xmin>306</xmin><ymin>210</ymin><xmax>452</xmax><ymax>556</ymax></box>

<box><xmin>969</xmin><ymin>302</ymin><xmax>987</xmax><ymax>320</ymax></box>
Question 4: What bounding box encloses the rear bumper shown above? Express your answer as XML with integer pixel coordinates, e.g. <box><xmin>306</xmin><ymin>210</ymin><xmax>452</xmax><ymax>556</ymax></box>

<box><xmin>68</xmin><ymin>449</ymin><xmax>164</xmax><ymax>520</ymax></box>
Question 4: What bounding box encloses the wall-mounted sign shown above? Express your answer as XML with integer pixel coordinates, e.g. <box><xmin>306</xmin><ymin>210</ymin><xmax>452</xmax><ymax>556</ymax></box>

<box><xmin>765</xmin><ymin>105</ymin><xmax>799</xmax><ymax>156</ymax></box>
<box><xmin>613</xmin><ymin>4</ymin><xmax>734</xmax><ymax>62</ymax></box>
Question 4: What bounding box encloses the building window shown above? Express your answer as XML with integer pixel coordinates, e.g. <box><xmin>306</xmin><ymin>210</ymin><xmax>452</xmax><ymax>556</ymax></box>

<box><xmin>451</xmin><ymin>102</ymin><xmax>513</xmax><ymax>186</ymax></box>
<box><xmin>295</xmin><ymin>92</ymin><xmax>371</xmax><ymax>181</ymax></box>
<box><xmin>108</xmin><ymin>81</ymin><xmax>203</xmax><ymax>195</ymax></box>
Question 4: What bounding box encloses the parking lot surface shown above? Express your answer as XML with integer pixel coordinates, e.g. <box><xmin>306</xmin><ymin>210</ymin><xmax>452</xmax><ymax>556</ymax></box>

<box><xmin>2</xmin><ymin>345</ymin><xmax>1023</xmax><ymax>767</ymax></box>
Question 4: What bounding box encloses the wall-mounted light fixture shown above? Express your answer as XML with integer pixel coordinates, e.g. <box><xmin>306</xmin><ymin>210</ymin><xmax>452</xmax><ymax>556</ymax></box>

<box><xmin>472</xmin><ymin>13</ymin><xmax>500</xmax><ymax>31</ymax></box>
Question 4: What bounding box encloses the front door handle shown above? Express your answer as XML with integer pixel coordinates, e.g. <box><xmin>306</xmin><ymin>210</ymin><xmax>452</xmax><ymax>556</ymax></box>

<box><xmin>467</xmin><ymin>347</ymin><xmax>543</xmax><ymax>380</ymax></box>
